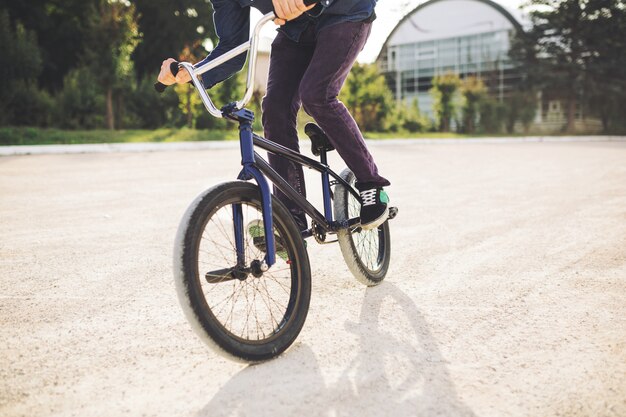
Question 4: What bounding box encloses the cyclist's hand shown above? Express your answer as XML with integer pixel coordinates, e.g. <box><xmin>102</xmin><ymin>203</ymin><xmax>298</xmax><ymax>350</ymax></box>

<box><xmin>158</xmin><ymin>58</ymin><xmax>191</xmax><ymax>85</ymax></box>
<box><xmin>175</xmin><ymin>69</ymin><xmax>191</xmax><ymax>84</ymax></box>
<box><xmin>158</xmin><ymin>58</ymin><xmax>177</xmax><ymax>85</ymax></box>
<box><xmin>272</xmin><ymin>0</ymin><xmax>315</xmax><ymax>25</ymax></box>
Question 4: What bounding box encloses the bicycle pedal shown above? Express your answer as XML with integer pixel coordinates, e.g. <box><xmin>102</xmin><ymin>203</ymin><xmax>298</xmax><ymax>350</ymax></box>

<box><xmin>388</xmin><ymin>206</ymin><xmax>398</xmax><ymax>220</ymax></box>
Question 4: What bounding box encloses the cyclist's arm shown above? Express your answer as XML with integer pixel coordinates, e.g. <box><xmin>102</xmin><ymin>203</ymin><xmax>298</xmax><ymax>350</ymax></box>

<box><xmin>195</xmin><ymin>0</ymin><xmax>250</xmax><ymax>89</ymax></box>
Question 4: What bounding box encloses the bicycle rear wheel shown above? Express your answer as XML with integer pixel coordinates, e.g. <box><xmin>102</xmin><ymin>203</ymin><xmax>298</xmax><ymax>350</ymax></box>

<box><xmin>174</xmin><ymin>181</ymin><xmax>311</xmax><ymax>362</ymax></box>
<box><xmin>333</xmin><ymin>169</ymin><xmax>391</xmax><ymax>286</ymax></box>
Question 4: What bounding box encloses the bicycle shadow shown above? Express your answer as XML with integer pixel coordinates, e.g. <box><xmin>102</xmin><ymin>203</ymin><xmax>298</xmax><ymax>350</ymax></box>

<box><xmin>197</xmin><ymin>282</ymin><xmax>475</xmax><ymax>417</ymax></box>
<box><xmin>329</xmin><ymin>282</ymin><xmax>476</xmax><ymax>417</ymax></box>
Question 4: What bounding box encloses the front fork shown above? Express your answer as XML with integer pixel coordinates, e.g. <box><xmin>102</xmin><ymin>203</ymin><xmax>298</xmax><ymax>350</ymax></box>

<box><xmin>232</xmin><ymin>109</ymin><xmax>276</xmax><ymax>269</ymax></box>
<box><xmin>234</xmin><ymin>168</ymin><xmax>276</xmax><ymax>269</ymax></box>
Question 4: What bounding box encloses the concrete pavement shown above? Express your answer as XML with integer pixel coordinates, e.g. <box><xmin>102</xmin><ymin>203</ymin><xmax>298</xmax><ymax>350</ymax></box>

<box><xmin>1</xmin><ymin>140</ymin><xmax>625</xmax><ymax>416</ymax></box>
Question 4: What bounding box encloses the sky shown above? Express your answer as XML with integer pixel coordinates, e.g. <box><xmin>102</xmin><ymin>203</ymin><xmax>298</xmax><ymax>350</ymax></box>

<box><xmin>250</xmin><ymin>0</ymin><xmax>526</xmax><ymax>63</ymax></box>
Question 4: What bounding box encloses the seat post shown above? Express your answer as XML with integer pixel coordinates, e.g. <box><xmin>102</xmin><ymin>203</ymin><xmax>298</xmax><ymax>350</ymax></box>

<box><xmin>320</xmin><ymin>150</ymin><xmax>333</xmax><ymax>223</ymax></box>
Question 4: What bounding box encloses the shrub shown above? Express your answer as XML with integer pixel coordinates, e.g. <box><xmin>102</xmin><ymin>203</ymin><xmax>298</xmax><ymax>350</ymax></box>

<box><xmin>55</xmin><ymin>67</ymin><xmax>105</xmax><ymax>129</ymax></box>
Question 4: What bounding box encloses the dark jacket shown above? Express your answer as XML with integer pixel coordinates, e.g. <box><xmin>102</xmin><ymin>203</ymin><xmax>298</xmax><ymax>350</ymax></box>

<box><xmin>195</xmin><ymin>0</ymin><xmax>376</xmax><ymax>88</ymax></box>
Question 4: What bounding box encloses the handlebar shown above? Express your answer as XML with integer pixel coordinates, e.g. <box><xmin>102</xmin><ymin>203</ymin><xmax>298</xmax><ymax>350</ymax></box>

<box><xmin>153</xmin><ymin>12</ymin><xmax>275</xmax><ymax>117</ymax></box>
<box><xmin>154</xmin><ymin>1</ymin><xmax>319</xmax><ymax>117</ymax></box>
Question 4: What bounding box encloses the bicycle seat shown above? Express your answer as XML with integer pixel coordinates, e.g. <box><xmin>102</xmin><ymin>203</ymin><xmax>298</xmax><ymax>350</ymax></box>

<box><xmin>305</xmin><ymin>123</ymin><xmax>335</xmax><ymax>156</ymax></box>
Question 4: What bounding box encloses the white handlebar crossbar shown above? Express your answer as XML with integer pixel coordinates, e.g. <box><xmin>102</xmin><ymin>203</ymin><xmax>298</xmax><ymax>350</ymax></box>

<box><xmin>180</xmin><ymin>12</ymin><xmax>276</xmax><ymax>118</ymax></box>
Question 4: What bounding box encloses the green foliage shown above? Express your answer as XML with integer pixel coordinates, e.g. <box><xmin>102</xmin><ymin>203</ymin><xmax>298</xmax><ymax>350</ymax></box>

<box><xmin>0</xmin><ymin>0</ymin><xmax>217</xmax><ymax>132</ymax></box>
<box><xmin>390</xmin><ymin>98</ymin><xmax>430</xmax><ymax>133</ymax></box>
<box><xmin>175</xmin><ymin>45</ymin><xmax>205</xmax><ymax>128</ymax></box>
<box><xmin>430</xmin><ymin>72</ymin><xmax>462</xmax><ymax>132</ymax></box>
<box><xmin>0</xmin><ymin>0</ymin><xmax>98</xmax><ymax>91</ymax></box>
<box><xmin>0</xmin><ymin>12</ymin><xmax>41</xmax><ymax>85</ymax></box>
<box><xmin>384</xmin><ymin>106</ymin><xmax>403</xmax><ymax>133</ymax></box>
<box><xmin>132</xmin><ymin>0</ymin><xmax>214</xmax><ymax>80</ymax></box>
<box><xmin>579</xmin><ymin>0</ymin><xmax>626</xmax><ymax>133</ymax></box>
<box><xmin>587</xmin><ymin>92</ymin><xmax>626</xmax><ymax>133</ymax></box>
<box><xmin>460</xmin><ymin>76</ymin><xmax>487</xmax><ymax>134</ymax></box>
<box><xmin>0</xmin><ymin>127</ymin><xmax>237</xmax><ymax>146</ymax></box>
<box><xmin>511</xmin><ymin>0</ymin><xmax>626</xmax><ymax>133</ymax></box>
<box><xmin>55</xmin><ymin>67</ymin><xmax>106</xmax><ymax>129</ymax></box>
<box><xmin>504</xmin><ymin>91</ymin><xmax>537</xmax><ymax>134</ymax></box>
<box><xmin>83</xmin><ymin>0</ymin><xmax>139</xmax><ymax>129</ymax></box>
<box><xmin>0</xmin><ymin>9</ymin><xmax>46</xmax><ymax>126</ymax></box>
<box><xmin>1</xmin><ymin>0</ymin><xmax>623</xmax><ymax>136</ymax></box>
<box><xmin>340</xmin><ymin>63</ymin><xmax>395</xmax><ymax>132</ymax></box>
<box><xmin>177</xmin><ymin>59</ymin><xmax>246</xmax><ymax>130</ymax></box>
<box><xmin>8</xmin><ymin>82</ymin><xmax>54</xmax><ymax>127</ymax></box>
<box><xmin>175</xmin><ymin>82</ymin><xmax>203</xmax><ymax>128</ymax></box>
<box><xmin>478</xmin><ymin>98</ymin><xmax>505</xmax><ymax>134</ymax></box>
<box><xmin>212</xmin><ymin>70</ymin><xmax>245</xmax><ymax>106</ymax></box>
<box><xmin>127</xmin><ymin>77</ymin><xmax>181</xmax><ymax>129</ymax></box>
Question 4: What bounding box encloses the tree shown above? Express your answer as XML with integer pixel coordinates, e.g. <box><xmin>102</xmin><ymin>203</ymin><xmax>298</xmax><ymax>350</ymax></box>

<box><xmin>403</xmin><ymin>98</ymin><xmax>426</xmax><ymax>132</ymax></box>
<box><xmin>83</xmin><ymin>0</ymin><xmax>139</xmax><ymax>130</ymax></box>
<box><xmin>339</xmin><ymin>63</ymin><xmax>395</xmax><ymax>132</ymax></box>
<box><xmin>460</xmin><ymin>76</ymin><xmax>487</xmax><ymax>134</ymax></box>
<box><xmin>510</xmin><ymin>0</ymin><xmax>585</xmax><ymax>133</ymax></box>
<box><xmin>430</xmin><ymin>72</ymin><xmax>461</xmax><ymax>132</ymax></box>
<box><xmin>511</xmin><ymin>0</ymin><xmax>626</xmax><ymax>133</ymax></box>
<box><xmin>55</xmin><ymin>67</ymin><xmax>105</xmax><ymax>129</ymax></box>
<box><xmin>175</xmin><ymin>45</ymin><xmax>205</xmax><ymax>128</ymax></box>
<box><xmin>579</xmin><ymin>0</ymin><xmax>626</xmax><ymax>133</ymax></box>
<box><xmin>479</xmin><ymin>98</ymin><xmax>505</xmax><ymax>134</ymax></box>
<box><xmin>0</xmin><ymin>9</ymin><xmax>49</xmax><ymax>126</ymax></box>
<box><xmin>126</xmin><ymin>77</ymin><xmax>180</xmax><ymax>129</ymax></box>
<box><xmin>391</xmin><ymin>98</ymin><xmax>428</xmax><ymax>133</ymax></box>
<box><xmin>0</xmin><ymin>0</ymin><xmax>98</xmax><ymax>91</ymax></box>
<box><xmin>504</xmin><ymin>91</ymin><xmax>537</xmax><ymax>134</ymax></box>
<box><xmin>131</xmin><ymin>0</ymin><xmax>215</xmax><ymax>81</ymax></box>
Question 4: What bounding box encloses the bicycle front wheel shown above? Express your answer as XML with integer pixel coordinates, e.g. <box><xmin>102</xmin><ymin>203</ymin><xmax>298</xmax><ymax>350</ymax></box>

<box><xmin>333</xmin><ymin>169</ymin><xmax>391</xmax><ymax>286</ymax></box>
<box><xmin>174</xmin><ymin>181</ymin><xmax>311</xmax><ymax>362</ymax></box>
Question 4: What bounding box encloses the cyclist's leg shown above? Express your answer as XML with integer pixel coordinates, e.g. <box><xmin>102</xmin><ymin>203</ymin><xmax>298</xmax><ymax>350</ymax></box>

<box><xmin>262</xmin><ymin>28</ymin><xmax>315</xmax><ymax>230</ymax></box>
<box><xmin>299</xmin><ymin>21</ymin><xmax>390</xmax><ymax>189</ymax></box>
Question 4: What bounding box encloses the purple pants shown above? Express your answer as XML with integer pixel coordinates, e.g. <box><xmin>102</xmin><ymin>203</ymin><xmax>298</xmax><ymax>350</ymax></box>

<box><xmin>261</xmin><ymin>21</ymin><xmax>390</xmax><ymax>227</ymax></box>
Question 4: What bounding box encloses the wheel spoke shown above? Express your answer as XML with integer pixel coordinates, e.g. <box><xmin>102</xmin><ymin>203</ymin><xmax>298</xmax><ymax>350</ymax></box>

<box><xmin>190</xmin><ymin>194</ymin><xmax>301</xmax><ymax>345</ymax></box>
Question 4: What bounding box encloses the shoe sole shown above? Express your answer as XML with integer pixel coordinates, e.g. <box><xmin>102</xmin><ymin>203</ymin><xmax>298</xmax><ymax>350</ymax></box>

<box><xmin>360</xmin><ymin>206</ymin><xmax>389</xmax><ymax>231</ymax></box>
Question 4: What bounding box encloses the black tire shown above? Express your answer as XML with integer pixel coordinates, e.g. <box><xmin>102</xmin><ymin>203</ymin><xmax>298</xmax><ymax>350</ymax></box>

<box><xmin>173</xmin><ymin>181</ymin><xmax>311</xmax><ymax>362</ymax></box>
<box><xmin>333</xmin><ymin>169</ymin><xmax>391</xmax><ymax>286</ymax></box>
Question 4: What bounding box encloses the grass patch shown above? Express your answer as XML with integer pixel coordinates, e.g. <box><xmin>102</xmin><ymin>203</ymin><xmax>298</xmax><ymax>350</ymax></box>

<box><xmin>363</xmin><ymin>131</ymin><xmax>467</xmax><ymax>139</ymax></box>
<box><xmin>0</xmin><ymin>127</ymin><xmax>238</xmax><ymax>146</ymax></box>
<box><xmin>1</xmin><ymin>126</ymin><xmax>599</xmax><ymax>146</ymax></box>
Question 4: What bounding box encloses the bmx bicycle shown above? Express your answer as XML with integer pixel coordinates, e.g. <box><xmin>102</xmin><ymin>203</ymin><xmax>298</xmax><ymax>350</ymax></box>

<box><xmin>157</xmin><ymin>11</ymin><xmax>398</xmax><ymax>362</ymax></box>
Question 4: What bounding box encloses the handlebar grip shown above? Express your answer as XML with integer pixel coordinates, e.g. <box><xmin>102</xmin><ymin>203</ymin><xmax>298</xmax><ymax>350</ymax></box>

<box><xmin>303</xmin><ymin>0</ymin><xmax>318</xmax><ymax>4</ymax></box>
<box><xmin>154</xmin><ymin>61</ymin><xmax>180</xmax><ymax>93</ymax></box>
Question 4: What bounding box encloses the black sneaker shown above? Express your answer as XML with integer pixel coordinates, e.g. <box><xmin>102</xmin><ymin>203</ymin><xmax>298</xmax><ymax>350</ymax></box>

<box><xmin>358</xmin><ymin>187</ymin><xmax>389</xmax><ymax>230</ymax></box>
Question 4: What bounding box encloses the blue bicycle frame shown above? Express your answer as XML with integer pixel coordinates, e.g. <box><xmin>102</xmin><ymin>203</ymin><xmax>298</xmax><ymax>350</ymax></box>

<box><xmin>226</xmin><ymin>108</ymin><xmax>361</xmax><ymax>269</ymax></box>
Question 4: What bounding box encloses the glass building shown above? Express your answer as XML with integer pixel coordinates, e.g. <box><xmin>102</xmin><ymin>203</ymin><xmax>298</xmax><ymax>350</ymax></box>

<box><xmin>377</xmin><ymin>0</ymin><xmax>524</xmax><ymax>118</ymax></box>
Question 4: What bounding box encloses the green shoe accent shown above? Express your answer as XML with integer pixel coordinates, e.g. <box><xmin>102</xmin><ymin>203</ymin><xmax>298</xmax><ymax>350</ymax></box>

<box><xmin>379</xmin><ymin>189</ymin><xmax>389</xmax><ymax>204</ymax></box>
<box><xmin>248</xmin><ymin>220</ymin><xmax>288</xmax><ymax>261</ymax></box>
<box><xmin>249</xmin><ymin>223</ymin><xmax>262</xmax><ymax>238</ymax></box>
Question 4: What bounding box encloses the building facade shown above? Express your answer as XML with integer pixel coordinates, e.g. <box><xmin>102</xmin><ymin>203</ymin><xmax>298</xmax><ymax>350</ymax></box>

<box><xmin>376</xmin><ymin>0</ymin><xmax>603</xmax><ymax>132</ymax></box>
<box><xmin>377</xmin><ymin>0</ymin><xmax>523</xmax><ymax>119</ymax></box>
